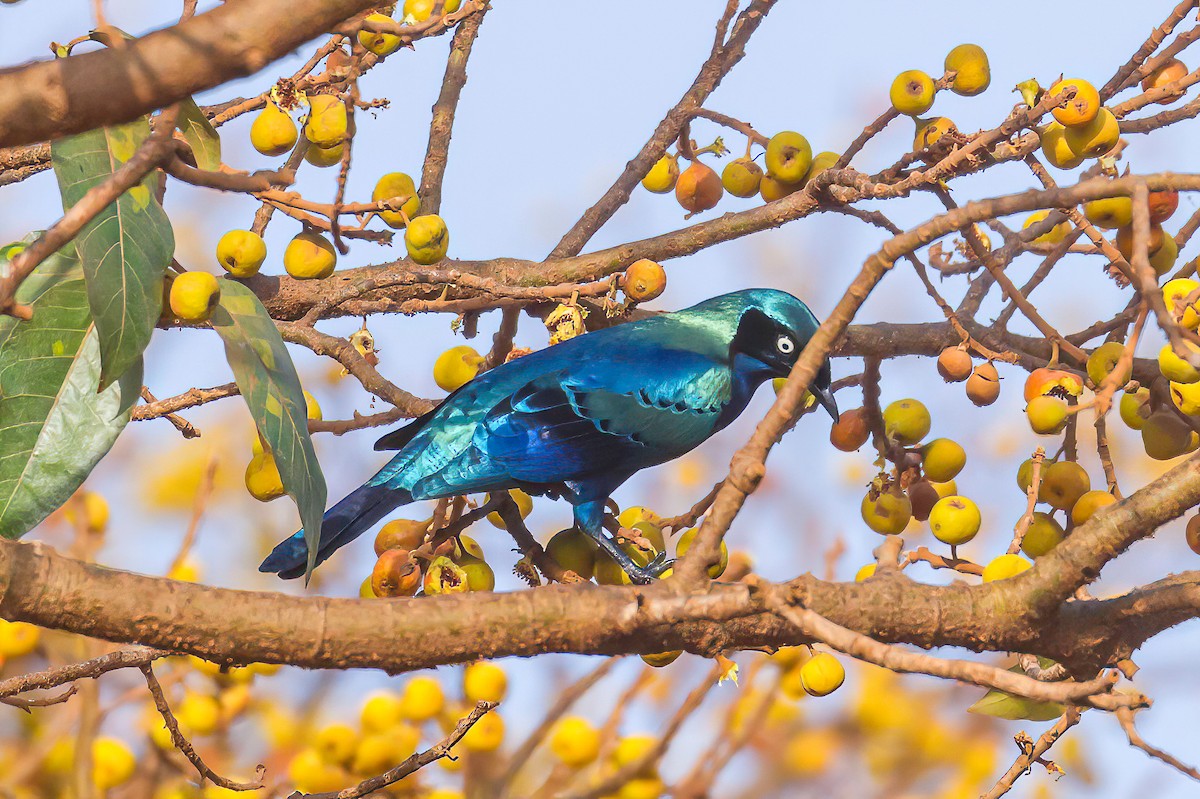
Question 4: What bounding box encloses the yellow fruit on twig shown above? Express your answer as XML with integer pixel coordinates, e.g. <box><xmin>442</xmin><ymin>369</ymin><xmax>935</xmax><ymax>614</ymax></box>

<box><xmin>92</xmin><ymin>738</ymin><xmax>136</xmax><ymax>790</ymax></box>
<box><xmin>1039</xmin><ymin>122</ymin><xmax>1084</xmax><ymax>170</ymax></box>
<box><xmin>250</xmin><ymin>102</ymin><xmax>297</xmax><ymax>156</ymax></box>
<box><xmin>433</xmin><ymin>345</ymin><xmax>483</xmax><ymax>391</ymax></box>
<box><xmin>799</xmin><ymin>652</ymin><xmax>845</xmax><ymax>696</ymax></box>
<box><xmin>1049</xmin><ymin>78</ymin><xmax>1100</xmax><ymax>127</ymax></box>
<box><xmin>216</xmin><ymin>230</ymin><xmax>267</xmax><ymax>278</ymax></box>
<box><xmin>982</xmin><ymin>554</ymin><xmax>1031</xmax><ymax>582</ymax></box>
<box><xmin>1063</xmin><ymin>107</ymin><xmax>1119</xmax><ymax>159</ymax></box>
<box><xmin>550</xmin><ymin>716</ymin><xmax>601</xmax><ymax>768</ymax></box>
<box><xmin>928</xmin><ymin>496</ymin><xmax>981</xmax><ymax>545</ymax></box>
<box><xmin>405</xmin><ymin>214</ymin><xmax>450</xmax><ymax>264</ymax></box>
<box><xmin>913</xmin><ymin>117</ymin><xmax>956</xmax><ymax>151</ymax></box>
<box><xmin>404</xmin><ymin>0</ymin><xmax>462</xmax><ymax>22</ymax></box>
<box><xmin>0</xmin><ymin>620</ymin><xmax>40</xmax><ymax>658</ymax></box>
<box><xmin>304</xmin><ymin>94</ymin><xmax>348</xmax><ymax>148</ymax></box>
<box><xmin>358</xmin><ymin>13</ymin><xmax>402</xmax><ymax>56</ymax></box>
<box><xmin>304</xmin><ymin>142</ymin><xmax>344</xmax><ymax>168</ymax></box>
<box><xmin>546</xmin><ymin>528</ymin><xmax>597</xmax><ymax>579</ymax></box>
<box><xmin>721</xmin><ymin>157</ymin><xmax>763</xmax><ymax>197</ymax></box>
<box><xmin>642</xmin><ymin>154</ymin><xmax>679</xmax><ymax>193</ymax></box>
<box><xmin>765</xmin><ymin>131</ymin><xmax>812</xmax><ymax>183</ymax></box>
<box><xmin>944</xmin><ymin>44</ymin><xmax>990</xmax><ymax>96</ymax></box>
<box><xmin>464</xmin><ymin>662</ymin><xmax>508</xmax><ymax>703</ymax></box>
<box><xmin>623</xmin><ymin>259</ymin><xmax>667</xmax><ymax>302</ymax></box>
<box><xmin>889</xmin><ymin>70</ymin><xmax>936</xmax><ymax>116</ymax></box>
<box><xmin>400</xmin><ymin>675</ymin><xmax>445</xmax><ymax>722</ymax></box>
<box><xmin>169</xmin><ymin>272</ymin><xmax>221</xmax><ymax>322</ymax></box>
<box><xmin>372</xmin><ymin>172</ymin><xmax>420</xmax><ymax>228</ymax></box>
<box><xmin>284</xmin><ymin>231</ymin><xmax>337</xmax><ymax>279</ymax></box>
<box><xmin>245</xmin><ymin>452</ymin><xmax>285</xmax><ymax>502</ymax></box>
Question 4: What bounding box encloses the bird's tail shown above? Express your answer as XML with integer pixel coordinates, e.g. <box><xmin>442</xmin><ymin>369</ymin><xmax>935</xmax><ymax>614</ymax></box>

<box><xmin>259</xmin><ymin>482</ymin><xmax>411</xmax><ymax>580</ymax></box>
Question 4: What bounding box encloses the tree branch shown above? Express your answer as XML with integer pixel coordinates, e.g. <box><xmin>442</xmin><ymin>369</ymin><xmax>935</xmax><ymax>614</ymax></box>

<box><xmin>291</xmin><ymin>701</ymin><xmax>497</xmax><ymax>798</ymax></box>
<box><xmin>418</xmin><ymin>5</ymin><xmax>489</xmax><ymax>215</ymax></box>
<box><xmin>3</xmin><ymin>450</ymin><xmax>1200</xmax><ymax>678</ymax></box>
<box><xmin>0</xmin><ymin>646</ymin><xmax>169</xmax><ymax>698</ymax></box>
<box><xmin>548</xmin><ymin>0</ymin><xmax>776</xmax><ymax>258</ymax></box>
<box><xmin>0</xmin><ymin>0</ymin><xmax>409</xmax><ymax>149</ymax></box>
<box><xmin>141</xmin><ymin>664</ymin><xmax>266</xmax><ymax>790</ymax></box>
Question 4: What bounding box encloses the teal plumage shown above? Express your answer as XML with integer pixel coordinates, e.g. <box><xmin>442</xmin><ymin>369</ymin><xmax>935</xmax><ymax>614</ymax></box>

<box><xmin>261</xmin><ymin>288</ymin><xmax>837</xmax><ymax>583</ymax></box>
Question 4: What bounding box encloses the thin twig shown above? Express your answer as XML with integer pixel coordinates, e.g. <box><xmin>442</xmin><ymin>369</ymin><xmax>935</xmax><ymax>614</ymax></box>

<box><xmin>761</xmin><ymin>583</ymin><xmax>1138</xmax><ymax>710</ymax></box>
<box><xmin>1118</xmin><ymin>707</ymin><xmax>1200</xmax><ymax>782</ymax></box>
<box><xmin>981</xmin><ymin>709</ymin><xmax>1082</xmax><ymax>799</ymax></box>
<box><xmin>549</xmin><ymin>0</ymin><xmax>776</xmax><ymax>258</ymax></box>
<box><xmin>0</xmin><ymin>647</ymin><xmax>169</xmax><ymax>698</ymax></box>
<box><xmin>141</xmin><ymin>664</ymin><xmax>266</xmax><ymax>790</ymax></box>
<box><xmin>291</xmin><ymin>701</ymin><xmax>497</xmax><ymax>798</ymax></box>
<box><xmin>1009</xmin><ymin>449</ymin><xmax>1045</xmax><ymax>555</ymax></box>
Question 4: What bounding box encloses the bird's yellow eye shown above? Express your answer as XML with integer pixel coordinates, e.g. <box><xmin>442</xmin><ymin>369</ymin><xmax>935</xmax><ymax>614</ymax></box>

<box><xmin>776</xmin><ymin>335</ymin><xmax>795</xmax><ymax>354</ymax></box>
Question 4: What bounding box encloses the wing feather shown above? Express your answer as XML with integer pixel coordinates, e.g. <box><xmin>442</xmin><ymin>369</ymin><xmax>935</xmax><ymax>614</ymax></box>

<box><xmin>368</xmin><ymin>343</ymin><xmax>733</xmax><ymax>497</ymax></box>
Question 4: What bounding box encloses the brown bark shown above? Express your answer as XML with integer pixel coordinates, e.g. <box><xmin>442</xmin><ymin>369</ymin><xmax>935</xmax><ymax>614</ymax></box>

<box><xmin>2</xmin><ymin>452</ymin><xmax>1198</xmax><ymax>676</ymax></box>
<box><xmin>0</xmin><ymin>0</ymin><xmax>381</xmax><ymax>148</ymax></box>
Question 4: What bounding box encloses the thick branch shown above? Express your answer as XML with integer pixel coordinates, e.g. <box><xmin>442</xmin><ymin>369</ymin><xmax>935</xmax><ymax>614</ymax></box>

<box><xmin>0</xmin><ymin>0</ymin><xmax>391</xmax><ymax>148</ymax></box>
<box><xmin>3</xmin><ymin>451</ymin><xmax>1200</xmax><ymax>677</ymax></box>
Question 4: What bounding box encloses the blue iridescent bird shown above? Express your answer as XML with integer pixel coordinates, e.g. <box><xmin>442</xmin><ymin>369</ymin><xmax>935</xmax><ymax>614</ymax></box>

<box><xmin>261</xmin><ymin>288</ymin><xmax>837</xmax><ymax>584</ymax></box>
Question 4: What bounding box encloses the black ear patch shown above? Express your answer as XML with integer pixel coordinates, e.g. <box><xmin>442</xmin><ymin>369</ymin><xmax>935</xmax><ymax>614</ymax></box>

<box><xmin>731</xmin><ymin>308</ymin><xmax>779</xmax><ymax>354</ymax></box>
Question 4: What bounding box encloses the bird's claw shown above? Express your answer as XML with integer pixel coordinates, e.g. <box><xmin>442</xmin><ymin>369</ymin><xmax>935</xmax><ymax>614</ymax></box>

<box><xmin>625</xmin><ymin>553</ymin><xmax>675</xmax><ymax>585</ymax></box>
<box><xmin>648</xmin><ymin>551</ymin><xmax>674</xmax><ymax>575</ymax></box>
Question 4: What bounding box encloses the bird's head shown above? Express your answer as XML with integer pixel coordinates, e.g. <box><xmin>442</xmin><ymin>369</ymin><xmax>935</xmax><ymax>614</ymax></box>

<box><xmin>716</xmin><ymin>289</ymin><xmax>839</xmax><ymax>422</ymax></box>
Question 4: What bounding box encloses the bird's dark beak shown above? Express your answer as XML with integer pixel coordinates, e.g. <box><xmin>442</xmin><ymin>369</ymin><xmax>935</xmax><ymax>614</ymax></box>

<box><xmin>812</xmin><ymin>383</ymin><xmax>839</xmax><ymax>423</ymax></box>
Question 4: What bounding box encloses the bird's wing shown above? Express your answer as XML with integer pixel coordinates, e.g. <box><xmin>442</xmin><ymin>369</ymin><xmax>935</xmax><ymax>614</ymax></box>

<box><xmin>370</xmin><ymin>342</ymin><xmax>733</xmax><ymax>498</ymax></box>
<box><xmin>466</xmin><ymin>350</ymin><xmax>733</xmax><ymax>485</ymax></box>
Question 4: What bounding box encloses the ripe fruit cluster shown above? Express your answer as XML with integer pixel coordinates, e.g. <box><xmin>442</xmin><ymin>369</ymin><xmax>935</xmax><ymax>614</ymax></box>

<box><xmin>936</xmin><ymin>347</ymin><xmax>1001</xmax><ymax>407</ymax></box>
<box><xmin>641</xmin><ymin>128</ymin><xmax>839</xmax><ymax>214</ymax></box>
<box><xmin>358</xmin><ymin>488</ymin><xmax>541</xmax><ymax>599</ymax></box>
<box><xmin>829</xmin><ymin>371</ymin><xmax>1106</xmax><ymax>582</ymax></box>
<box><xmin>849</xmin><ymin>397</ymin><xmax>975</xmax><ymax>544</ymax></box>
<box><xmin>891</xmin><ymin>44</ymin><xmax>990</xmax><ymax>155</ymax></box>
<box><xmin>995</xmin><ymin>278</ymin><xmax>1200</xmax><ymax>465</ymax></box>
<box><xmin>245</xmin><ymin>86</ymin><xmax>453</xmax><ymax>283</ymax></box>
<box><xmin>1009</xmin><ymin>456</ymin><xmax>1116</xmax><ymax>564</ymax></box>
<box><xmin>546</xmin><ymin>506</ymin><xmax>731</xmax><ymax>588</ymax></box>
<box><xmin>1082</xmin><ymin>186</ymin><xmax>1182</xmax><ymax>276</ymax></box>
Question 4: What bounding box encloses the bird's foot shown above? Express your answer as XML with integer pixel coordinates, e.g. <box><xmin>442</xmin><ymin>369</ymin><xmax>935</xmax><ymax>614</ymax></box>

<box><xmin>624</xmin><ymin>552</ymin><xmax>675</xmax><ymax>585</ymax></box>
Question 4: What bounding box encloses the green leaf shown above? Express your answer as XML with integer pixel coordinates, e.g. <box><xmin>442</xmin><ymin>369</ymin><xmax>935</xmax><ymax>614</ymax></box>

<box><xmin>0</xmin><ymin>242</ymin><xmax>142</xmax><ymax>539</ymax></box>
<box><xmin>968</xmin><ymin>689</ymin><xmax>1065</xmax><ymax>721</ymax></box>
<box><xmin>210</xmin><ymin>281</ymin><xmax>326</xmax><ymax>579</ymax></box>
<box><xmin>51</xmin><ymin>118</ymin><xmax>174</xmax><ymax>390</ymax></box>
<box><xmin>177</xmin><ymin>98</ymin><xmax>222</xmax><ymax>172</ymax></box>
<box><xmin>967</xmin><ymin>664</ymin><xmax>1066</xmax><ymax>721</ymax></box>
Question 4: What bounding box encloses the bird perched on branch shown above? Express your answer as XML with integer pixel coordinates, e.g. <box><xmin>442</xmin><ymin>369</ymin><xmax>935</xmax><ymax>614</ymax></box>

<box><xmin>261</xmin><ymin>288</ymin><xmax>838</xmax><ymax>584</ymax></box>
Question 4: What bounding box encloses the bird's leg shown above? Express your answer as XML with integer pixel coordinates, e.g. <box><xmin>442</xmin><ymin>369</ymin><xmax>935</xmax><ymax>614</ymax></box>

<box><xmin>572</xmin><ymin>499</ymin><xmax>673</xmax><ymax>585</ymax></box>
